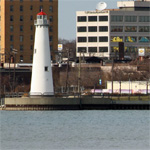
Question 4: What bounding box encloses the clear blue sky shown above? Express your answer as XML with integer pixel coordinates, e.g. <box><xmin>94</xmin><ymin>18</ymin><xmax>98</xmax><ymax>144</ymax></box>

<box><xmin>58</xmin><ymin>0</ymin><xmax>119</xmax><ymax>40</ymax></box>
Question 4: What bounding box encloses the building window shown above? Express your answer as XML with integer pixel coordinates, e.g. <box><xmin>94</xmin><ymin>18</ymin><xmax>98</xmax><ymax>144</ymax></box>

<box><xmin>99</xmin><ymin>26</ymin><xmax>108</xmax><ymax>32</ymax></box>
<box><xmin>0</xmin><ymin>36</ymin><xmax>1</xmax><ymax>41</ymax></box>
<box><xmin>139</xmin><ymin>37</ymin><xmax>150</xmax><ymax>43</ymax></box>
<box><xmin>78</xmin><ymin>37</ymin><xmax>87</xmax><ymax>42</ymax></box>
<box><xmin>30</xmin><ymin>5</ymin><xmax>33</xmax><ymax>10</ymax></box>
<box><xmin>77</xmin><ymin>16</ymin><xmax>86</xmax><ymax>22</ymax></box>
<box><xmin>10</xmin><ymin>15</ymin><xmax>13</xmax><ymax>21</ymax></box>
<box><xmin>10</xmin><ymin>25</ymin><xmax>13</xmax><ymax>32</ymax></box>
<box><xmin>49</xmin><ymin>16</ymin><xmax>53</xmax><ymax>22</ymax></box>
<box><xmin>39</xmin><ymin>6</ymin><xmax>43</xmax><ymax>11</ymax></box>
<box><xmin>50</xmin><ymin>45</ymin><xmax>53</xmax><ymax>50</ymax></box>
<box><xmin>45</xmin><ymin>66</ymin><xmax>48</xmax><ymax>72</ymax></box>
<box><xmin>30</xmin><ymin>35</ymin><xmax>33</xmax><ymax>41</ymax></box>
<box><xmin>30</xmin><ymin>16</ymin><xmax>33</xmax><ymax>21</ymax></box>
<box><xmin>20</xmin><ymin>25</ymin><xmax>23</xmax><ymax>32</ymax></box>
<box><xmin>111</xmin><ymin>36</ymin><xmax>123</xmax><ymax>42</ymax></box>
<box><xmin>20</xmin><ymin>5</ymin><xmax>23</xmax><ymax>11</ymax></box>
<box><xmin>78</xmin><ymin>47</ymin><xmax>87</xmax><ymax>53</ymax></box>
<box><xmin>111</xmin><ymin>26</ymin><xmax>123</xmax><ymax>32</ymax></box>
<box><xmin>139</xmin><ymin>16</ymin><xmax>150</xmax><ymax>22</ymax></box>
<box><xmin>125</xmin><ymin>47</ymin><xmax>137</xmax><ymax>53</ymax></box>
<box><xmin>20</xmin><ymin>16</ymin><xmax>23</xmax><ymax>21</ymax></box>
<box><xmin>40</xmin><ymin>0</ymin><xmax>43</xmax><ymax>2</ymax></box>
<box><xmin>20</xmin><ymin>45</ymin><xmax>23</xmax><ymax>52</ymax></box>
<box><xmin>30</xmin><ymin>55</ymin><xmax>33</xmax><ymax>61</ymax></box>
<box><xmin>49</xmin><ymin>26</ymin><xmax>53</xmax><ymax>32</ymax></box>
<box><xmin>49</xmin><ymin>6</ymin><xmax>53</xmax><ymax>12</ymax></box>
<box><xmin>111</xmin><ymin>16</ymin><xmax>123</xmax><ymax>22</ymax></box>
<box><xmin>88</xmin><ymin>47</ymin><xmax>97</xmax><ymax>53</ymax></box>
<box><xmin>125</xmin><ymin>36</ymin><xmax>137</xmax><ymax>42</ymax></box>
<box><xmin>49</xmin><ymin>36</ymin><xmax>53</xmax><ymax>42</ymax></box>
<box><xmin>139</xmin><ymin>26</ymin><xmax>150</xmax><ymax>32</ymax></box>
<box><xmin>125</xmin><ymin>26</ymin><xmax>137</xmax><ymax>32</ymax></box>
<box><xmin>20</xmin><ymin>0</ymin><xmax>23</xmax><ymax>2</ymax></box>
<box><xmin>99</xmin><ymin>16</ymin><xmax>108</xmax><ymax>21</ymax></box>
<box><xmin>10</xmin><ymin>35</ymin><xmax>13</xmax><ymax>41</ymax></box>
<box><xmin>10</xmin><ymin>5</ymin><xmax>13</xmax><ymax>12</ymax></box>
<box><xmin>99</xmin><ymin>37</ymin><xmax>108</xmax><ymax>42</ymax></box>
<box><xmin>88</xmin><ymin>16</ymin><xmax>97</xmax><ymax>22</ymax></box>
<box><xmin>20</xmin><ymin>35</ymin><xmax>23</xmax><ymax>42</ymax></box>
<box><xmin>88</xmin><ymin>37</ymin><xmax>97</xmax><ymax>42</ymax></box>
<box><xmin>49</xmin><ymin>0</ymin><xmax>53</xmax><ymax>2</ymax></box>
<box><xmin>99</xmin><ymin>47</ymin><xmax>108</xmax><ymax>52</ymax></box>
<box><xmin>10</xmin><ymin>45</ymin><xmax>13</xmax><ymax>51</ymax></box>
<box><xmin>88</xmin><ymin>26</ymin><xmax>97</xmax><ymax>32</ymax></box>
<box><xmin>20</xmin><ymin>55</ymin><xmax>23</xmax><ymax>62</ymax></box>
<box><xmin>77</xmin><ymin>27</ymin><xmax>86</xmax><ymax>32</ymax></box>
<box><xmin>30</xmin><ymin>45</ymin><xmax>33</xmax><ymax>50</ymax></box>
<box><xmin>125</xmin><ymin>16</ymin><xmax>137</xmax><ymax>22</ymax></box>
<box><xmin>30</xmin><ymin>25</ymin><xmax>33</xmax><ymax>30</ymax></box>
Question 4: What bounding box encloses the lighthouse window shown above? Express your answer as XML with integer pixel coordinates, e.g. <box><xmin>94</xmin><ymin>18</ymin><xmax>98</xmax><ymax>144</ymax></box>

<box><xmin>45</xmin><ymin>66</ymin><xmax>48</xmax><ymax>72</ymax></box>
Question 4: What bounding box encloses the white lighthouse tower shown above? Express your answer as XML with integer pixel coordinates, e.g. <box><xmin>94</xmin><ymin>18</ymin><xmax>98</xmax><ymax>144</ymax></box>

<box><xmin>30</xmin><ymin>10</ymin><xmax>54</xmax><ymax>96</ymax></box>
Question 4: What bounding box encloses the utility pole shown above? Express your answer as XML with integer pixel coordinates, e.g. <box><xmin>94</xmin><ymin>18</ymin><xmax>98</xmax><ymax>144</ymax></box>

<box><xmin>65</xmin><ymin>49</ymin><xmax>70</xmax><ymax>93</ymax></box>
<box><xmin>12</xmin><ymin>49</ymin><xmax>18</xmax><ymax>93</ymax></box>
<box><xmin>78</xmin><ymin>52</ymin><xmax>81</xmax><ymax>96</ymax></box>
<box><xmin>111</xmin><ymin>57</ymin><xmax>114</xmax><ymax>94</ymax></box>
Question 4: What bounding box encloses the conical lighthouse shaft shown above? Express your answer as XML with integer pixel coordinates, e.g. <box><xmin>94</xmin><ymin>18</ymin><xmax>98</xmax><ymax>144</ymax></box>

<box><xmin>30</xmin><ymin>11</ymin><xmax>54</xmax><ymax>96</ymax></box>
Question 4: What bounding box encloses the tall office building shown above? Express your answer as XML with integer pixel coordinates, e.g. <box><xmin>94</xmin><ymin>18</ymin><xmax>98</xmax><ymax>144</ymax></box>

<box><xmin>76</xmin><ymin>0</ymin><xmax>150</xmax><ymax>59</ymax></box>
<box><xmin>0</xmin><ymin>0</ymin><xmax>58</xmax><ymax>63</ymax></box>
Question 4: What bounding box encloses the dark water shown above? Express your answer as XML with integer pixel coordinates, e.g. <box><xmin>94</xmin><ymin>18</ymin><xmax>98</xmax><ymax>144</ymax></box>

<box><xmin>0</xmin><ymin>110</ymin><xmax>150</xmax><ymax>150</ymax></box>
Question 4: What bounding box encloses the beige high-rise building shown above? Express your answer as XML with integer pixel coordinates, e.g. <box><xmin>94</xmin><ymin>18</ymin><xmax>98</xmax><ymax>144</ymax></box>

<box><xmin>0</xmin><ymin>0</ymin><xmax>58</xmax><ymax>64</ymax></box>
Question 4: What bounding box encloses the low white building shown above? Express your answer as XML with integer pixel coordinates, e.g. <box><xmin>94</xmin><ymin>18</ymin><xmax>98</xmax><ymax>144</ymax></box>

<box><xmin>107</xmin><ymin>81</ymin><xmax>150</xmax><ymax>94</ymax></box>
<box><xmin>76</xmin><ymin>0</ymin><xmax>150</xmax><ymax>59</ymax></box>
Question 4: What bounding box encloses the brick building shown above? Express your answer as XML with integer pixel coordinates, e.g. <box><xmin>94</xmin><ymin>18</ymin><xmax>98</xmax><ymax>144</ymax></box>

<box><xmin>0</xmin><ymin>0</ymin><xmax>58</xmax><ymax>63</ymax></box>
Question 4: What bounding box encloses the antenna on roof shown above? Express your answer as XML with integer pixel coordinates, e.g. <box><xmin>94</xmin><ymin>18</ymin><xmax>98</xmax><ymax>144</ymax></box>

<box><xmin>96</xmin><ymin>2</ymin><xmax>107</xmax><ymax>11</ymax></box>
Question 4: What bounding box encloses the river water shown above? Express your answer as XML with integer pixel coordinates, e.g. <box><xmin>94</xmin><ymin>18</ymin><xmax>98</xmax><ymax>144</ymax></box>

<box><xmin>0</xmin><ymin>110</ymin><xmax>150</xmax><ymax>150</ymax></box>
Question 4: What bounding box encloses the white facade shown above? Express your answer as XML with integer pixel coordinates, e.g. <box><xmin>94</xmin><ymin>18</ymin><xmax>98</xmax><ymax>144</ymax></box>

<box><xmin>30</xmin><ymin>11</ymin><xmax>54</xmax><ymax>96</ymax></box>
<box><xmin>76</xmin><ymin>0</ymin><xmax>150</xmax><ymax>59</ymax></box>
<box><xmin>107</xmin><ymin>81</ymin><xmax>150</xmax><ymax>94</ymax></box>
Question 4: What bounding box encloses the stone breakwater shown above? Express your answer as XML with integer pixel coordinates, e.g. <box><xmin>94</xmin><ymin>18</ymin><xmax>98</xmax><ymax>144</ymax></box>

<box><xmin>1</xmin><ymin>97</ymin><xmax>149</xmax><ymax>110</ymax></box>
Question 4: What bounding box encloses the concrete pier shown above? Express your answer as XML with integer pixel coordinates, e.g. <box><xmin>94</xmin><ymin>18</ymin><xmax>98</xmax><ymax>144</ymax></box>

<box><xmin>1</xmin><ymin>97</ymin><xmax>150</xmax><ymax>110</ymax></box>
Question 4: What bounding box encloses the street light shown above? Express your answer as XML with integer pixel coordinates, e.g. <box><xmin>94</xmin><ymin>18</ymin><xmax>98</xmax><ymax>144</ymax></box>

<box><xmin>12</xmin><ymin>49</ymin><xmax>18</xmax><ymax>93</ymax></box>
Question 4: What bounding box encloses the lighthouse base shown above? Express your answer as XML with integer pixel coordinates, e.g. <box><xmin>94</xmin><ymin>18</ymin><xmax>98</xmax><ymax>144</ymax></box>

<box><xmin>30</xmin><ymin>92</ymin><xmax>54</xmax><ymax>98</ymax></box>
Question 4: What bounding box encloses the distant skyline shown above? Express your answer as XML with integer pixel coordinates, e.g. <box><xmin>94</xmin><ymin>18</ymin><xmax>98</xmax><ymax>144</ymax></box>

<box><xmin>58</xmin><ymin>0</ymin><xmax>119</xmax><ymax>40</ymax></box>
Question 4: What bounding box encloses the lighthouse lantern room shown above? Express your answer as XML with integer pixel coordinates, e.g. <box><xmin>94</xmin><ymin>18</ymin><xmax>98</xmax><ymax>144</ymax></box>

<box><xmin>30</xmin><ymin>10</ymin><xmax>54</xmax><ymax>96</ymax></box>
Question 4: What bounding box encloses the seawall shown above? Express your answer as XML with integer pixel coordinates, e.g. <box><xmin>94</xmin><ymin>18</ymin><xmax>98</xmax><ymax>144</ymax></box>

<box><xmin>1</xmin><ymin>97</ymin><xmax>149</xmax><ymax>110</ymax></box>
